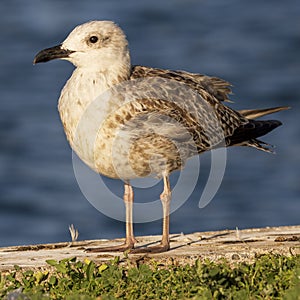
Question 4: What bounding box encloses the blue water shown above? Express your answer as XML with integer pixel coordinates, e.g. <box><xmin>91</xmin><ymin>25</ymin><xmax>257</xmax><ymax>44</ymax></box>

<box><xmin>0</xmin><ymin>0</ymin><xmax>299</xmax><ymax>247</ymax></box>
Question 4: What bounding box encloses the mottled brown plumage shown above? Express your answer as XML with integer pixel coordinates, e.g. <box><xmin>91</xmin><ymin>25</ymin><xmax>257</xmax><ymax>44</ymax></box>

<box><xmin>130</xmin><ymin>65</ymin><xmax>288</xmax><ymax>153</ymax></box>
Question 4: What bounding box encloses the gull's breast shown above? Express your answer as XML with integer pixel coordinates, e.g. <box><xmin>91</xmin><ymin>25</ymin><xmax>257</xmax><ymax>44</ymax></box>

<box><xmin>58</xmin><ymin>88</ymin><xmax>192</xmax><ymax>180</ymax></box>
<box><xmin>57</xmin><ymin>73</ymin><xmax>217</xmax><ymax>180</ymax></box>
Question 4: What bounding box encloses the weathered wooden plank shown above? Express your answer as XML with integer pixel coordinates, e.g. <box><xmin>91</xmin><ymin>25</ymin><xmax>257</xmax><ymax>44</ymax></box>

<box><xmin>1</xmin><ymin>225</ymin><xmax>299</xmax><ymax>271</ymax></box>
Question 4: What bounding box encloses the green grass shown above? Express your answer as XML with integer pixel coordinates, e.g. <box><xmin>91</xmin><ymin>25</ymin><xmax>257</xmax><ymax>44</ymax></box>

<box><xmin>1</xmin><ymin>254</ymin><xmax>300</xmax><ymax>299</ymax></box>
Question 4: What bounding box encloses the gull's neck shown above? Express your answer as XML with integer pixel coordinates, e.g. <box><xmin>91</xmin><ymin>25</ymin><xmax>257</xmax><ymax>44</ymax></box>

<box><xmin>58</xmin><ymin>59</ymin><xmax>131</xmax><ymax>147</ymax></box>
<box><xmin>66</xmin><ymin>61</ymin><xmax>131</xmax><ymax>104</ymax></box>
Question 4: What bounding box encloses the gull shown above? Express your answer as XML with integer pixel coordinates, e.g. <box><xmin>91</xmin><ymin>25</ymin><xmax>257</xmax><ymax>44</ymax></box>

<box><xmin>33</xmin><ymin>20</ymin><xmax>288</xmax><ymax>253</ymax></box>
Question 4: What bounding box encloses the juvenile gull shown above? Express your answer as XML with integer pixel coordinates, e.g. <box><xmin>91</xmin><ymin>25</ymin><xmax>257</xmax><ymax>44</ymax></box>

<box><xmin>34</xmin><ymin>21</ymin><xmax>288</xmax><ymax>253</ymax></box>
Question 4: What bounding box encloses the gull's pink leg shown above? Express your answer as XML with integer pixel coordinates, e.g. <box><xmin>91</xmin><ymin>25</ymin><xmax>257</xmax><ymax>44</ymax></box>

<box><xmin>86</xmin><ymin>182</ymin><xmax>136</xmax><ymax>252</ymax></box>
<box><xmin>130</xmin><ymin>175</ymin><xmax>171</xmax><ymax>253</ymax></box>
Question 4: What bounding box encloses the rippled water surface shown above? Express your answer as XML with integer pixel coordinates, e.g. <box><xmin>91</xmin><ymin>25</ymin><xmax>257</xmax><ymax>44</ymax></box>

<box><xmin>0</xmin><ymin>0</ymin><xmax>299</xmax><ymax>246</ymax></box>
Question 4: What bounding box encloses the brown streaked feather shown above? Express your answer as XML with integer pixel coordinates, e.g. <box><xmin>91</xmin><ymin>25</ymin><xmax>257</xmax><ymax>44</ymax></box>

<box><xmin>130</xmin><ymin>65</ymin><xmax>232</xmax><ymax>103</ymax></box>
<box><xmin>130</xmin><ymin>65</ymin><xmax>247</xmax><ymax>137</ymax></box>
<box><xmin>242</xmin><ymin>139</ymin><xmax>275</xmax><ymax>153</ymax></box>
<box><xmin>129</xmin><ymin>65</ymin><xmax>285</xmax><ymax>157</ymax></box>
<box><xmin>238</xmin><ymin>106</ymin><xmax>290</xmax><ymax>119</ymax></box>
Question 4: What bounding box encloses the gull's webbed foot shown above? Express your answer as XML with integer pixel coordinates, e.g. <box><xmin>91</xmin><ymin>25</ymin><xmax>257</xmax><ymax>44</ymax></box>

<box><xmin>129</xmin><ymin>242</ymin><xmax>170</xmax><ymax>254</ymax></box>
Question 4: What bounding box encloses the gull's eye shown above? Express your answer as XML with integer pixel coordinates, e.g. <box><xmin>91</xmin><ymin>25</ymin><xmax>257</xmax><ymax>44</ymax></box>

<box><xmin>89</xmin><ymin>36</ymin><xmax>99</xmax><ymax>43</ymax></box>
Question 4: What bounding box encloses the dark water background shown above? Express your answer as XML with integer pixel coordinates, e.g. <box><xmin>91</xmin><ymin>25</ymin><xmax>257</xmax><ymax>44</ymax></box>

<box><xmin>0</xmin><ymin>0</ymin><xmax>299</xmax><ymax>247</ymax></box>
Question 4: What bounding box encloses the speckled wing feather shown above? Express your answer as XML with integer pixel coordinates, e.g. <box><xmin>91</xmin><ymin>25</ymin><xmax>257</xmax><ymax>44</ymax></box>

<box><xmin>130</xmin><ymin>65</ymin><xmax>248</xmax><ymax>138</ymax></box>
<box><xmin>129</xmin><ymin>65</ymin><xmax>283</xmax><ymax>154</ymax></box>
<box><xmin>131</xmin><ymin>65</ymin><xmax>232</xmax><ymax>103</ymax></box>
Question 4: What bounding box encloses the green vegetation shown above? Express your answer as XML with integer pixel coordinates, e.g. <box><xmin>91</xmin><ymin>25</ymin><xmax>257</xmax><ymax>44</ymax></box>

<box><xmin>1</xmin><ymin>254</ymin><xmax>300</xmax><ymax>299</ymax></box>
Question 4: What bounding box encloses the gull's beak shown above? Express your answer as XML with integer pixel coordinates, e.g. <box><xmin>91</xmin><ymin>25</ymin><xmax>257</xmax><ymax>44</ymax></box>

<box><xmin>33</xmin><ymin>44</ymin><xmax>74</xmax><ymax>64</ymax></box>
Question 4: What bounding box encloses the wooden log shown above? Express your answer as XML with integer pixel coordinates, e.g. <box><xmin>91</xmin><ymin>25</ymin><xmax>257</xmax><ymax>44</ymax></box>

<box><xmin>0</xmin><ymin>225</ymin><xmax>299</xmax><ymax>271</ymax></box>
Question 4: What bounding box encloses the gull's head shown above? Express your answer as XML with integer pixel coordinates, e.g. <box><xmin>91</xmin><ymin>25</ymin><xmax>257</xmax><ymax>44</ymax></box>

<box><xmin>34</xmin><ymin>21</ymin><xmax>130</xmax><ymax>70</ymax></box>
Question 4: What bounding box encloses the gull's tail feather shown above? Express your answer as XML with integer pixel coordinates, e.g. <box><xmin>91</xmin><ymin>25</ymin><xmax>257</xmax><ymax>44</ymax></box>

<box><xmin>242</xmin><ymin>139</ymin><xmax>275</xmax><ymax>153</ymax></box>
<box><xmin>238</xmin><ymin>106</ymin><xmax>290</xmax><ymax>119</ymax></box>
<box><xmin>228</xmin><ymin>119</ymin><xmax>282</xmax><ymax>153</ymax></box>
<box><xmin>234</xmin><ymin>106</ymin><xmax>289</xmax><ymax>153</ymax></box>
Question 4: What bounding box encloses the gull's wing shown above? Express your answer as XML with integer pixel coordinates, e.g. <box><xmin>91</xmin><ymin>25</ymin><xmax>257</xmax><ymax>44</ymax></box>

<box><xmin>129</xmin><ymin>65</ymin><xmax>283</xmax><ymax>154</ymax></box>
<box><xmin>130</xmin><ymin>65</ymin><xmax>245</xmax><ymax>137</ymax></box>
<box><xmin>130</xmin><ymin>65</ymin><xmax>232</xmax><ymax>103</ymax></box>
